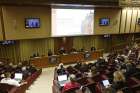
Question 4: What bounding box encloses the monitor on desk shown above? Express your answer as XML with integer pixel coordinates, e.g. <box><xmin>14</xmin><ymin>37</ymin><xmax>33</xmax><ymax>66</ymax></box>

<box><xmin>102</xmin><ymin>80</ymin><xmax>110</xmax><ymax>88</ymax></box>
<box><xmin>58</xmin><ymin>74</ymin><xmax>68</xmax><ymax>82</ymax></box>
<box><xmin>14</xmin><ymin>73</ymin><xmax>23</xmax><ymax>81</ymax></box>
<box><xmin>58</xmin><ymin>74</ymin><xmax>68</xmax><ymax>87</ymax></box>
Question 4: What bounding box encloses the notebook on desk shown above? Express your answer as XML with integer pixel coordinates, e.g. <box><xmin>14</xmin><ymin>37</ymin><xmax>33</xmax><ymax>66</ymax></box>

<box><xmin>58</xmin><ymin>74</ymin><xmax>68</xmax><ymax>87</ymax></box>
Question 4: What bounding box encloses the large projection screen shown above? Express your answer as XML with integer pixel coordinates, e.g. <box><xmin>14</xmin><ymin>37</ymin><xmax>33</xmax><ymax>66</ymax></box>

<box><xmin>52</xmin><ymin>8</ymin><xmax>94</xmax><ymax>37</ymax></box>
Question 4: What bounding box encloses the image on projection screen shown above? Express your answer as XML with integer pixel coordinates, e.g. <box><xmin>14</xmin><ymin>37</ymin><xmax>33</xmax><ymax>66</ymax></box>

<box><xmin>52</xmin><ymin>8</ymin><xmax>94</xmax><ymax>36</ymax></box>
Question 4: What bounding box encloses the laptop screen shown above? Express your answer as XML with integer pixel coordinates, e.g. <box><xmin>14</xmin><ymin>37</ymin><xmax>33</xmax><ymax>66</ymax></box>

<box><xmin>102</xmin><ymin>80</ymin><xmax>110</xmax><ymax>88</ymax></box>
<box><xmin>14</xmin><ymin>73</ymin><xmax>23</xmax><ymax>80</ymax></box>
<box><xmin>58</xmin><ymin>75</ymin><xmax>67</xmax><ymax>82</ymax></box>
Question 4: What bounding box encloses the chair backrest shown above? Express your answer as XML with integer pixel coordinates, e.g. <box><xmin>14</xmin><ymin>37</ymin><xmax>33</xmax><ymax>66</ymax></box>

<box><xmin>121</xmin><ymin>87</ymin><xmax>133</xmax><ymax>93</ymax></box>
<box><xmin>85</xmin><ymin>83</ymin><xmax>96</xmax><ymax>93</ymax></box>
<box><xmin>0</xmin><ymin>83</ymin><xmax>14</xmax><ymax>93</ymax></box>
<box><xmin>76</xmin><ymin>77</ymin><xmax>88</xmax><ymax>85</ymax></box>
<box><xmin>131</xmin><ymin>84</ymin><xmax>140</xmax><ymax>93</ymax></box>
<box><xmin>64</xmin><ymin>87</ymin><xmax>79</xmax><ymax>93</ymax></box>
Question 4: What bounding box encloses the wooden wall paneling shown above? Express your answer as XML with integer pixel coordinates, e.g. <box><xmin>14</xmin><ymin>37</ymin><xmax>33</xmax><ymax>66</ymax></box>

<box><xmin>73</xmin><ymin>37</ymin><xmax>83</xmax><ymax>50</ymax></box>
<box><xmin>125</xmin><ymin>9</ymin><xmax>132</xmax><ymax>33</ymax></box>
<box><xmin>94</xmin><ymin>8</ymin><xmax>121</xmax><ymax>35</ymax></box>
<box><xmin>2</xmin><ymin>6</ymin><xmax>51</xmax><ymax>40</ymax></box>
<box><xmin>120</xmin><ymin>8</ymin><xmax>127</xmax><ymax>33</ymax></box>
<box><xmin>19</xmin><ymin>38</ymin><xmax>54</xmax><ymax>61</ymax></box>
<box><xmin>131</xmin><ymin>8</ymin><xmax>138</xmax><ymax>33</ymax></box>
<box><xmin>19</xmin><ymin>40</ymin><xmax>32</xmax><ymax>61</ymax></box>
<box><xmin>0</xmin><ymin>7</ymin><xmax>4</xmax><ymax>40</ymax></box>
<box><xmin>0</xmin><ymin>42</ymin><xmax>20</xmax><ymax>63</ymax></box>
<box><xmin>54</xmin><ymin>37</ymin><xmax>60</xmax><ymax>54</ymax></box>
<box><xmin>135</xmin><ymin>8</ymin><xmax>140</xmax><ymax>33</ymax></box>
<box><xmin>54</xmin><ymin>37</ymin><xmax>73</xmax><ymax>54</ymax></box>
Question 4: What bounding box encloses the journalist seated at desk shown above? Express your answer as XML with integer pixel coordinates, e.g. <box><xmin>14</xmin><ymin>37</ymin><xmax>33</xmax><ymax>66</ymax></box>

<box><xmin>125</xmin><ymin>60</ymin><xmax>137</xmax><ymax>78</ymax></box>
<box><xmin>91</xmin><ymin>66</ymin><xmax>100</xmax><ymax>77</ymax></box>
<box><xmin>79</xmin><ymin>63</ymin><xmax>89</xmax><ymax>73</ymax></box>
<box><xmin>109</xmin><ymin>71</ymin><xmax>132</xmax><ymax>93</ymax></box>
<box><xmin>62</xmin><ymin>74</ymin><xmax>81</xmax><ymax>93</ymax></box>
<box><xmin>57</xmin><ymin>63</ymin><xmax>67</xmax><ymax>75</ymax></box>
<box><xmin>0</xmin><ymin>72</ymin><xmax>27</xmax><ymax>87</ymax></box>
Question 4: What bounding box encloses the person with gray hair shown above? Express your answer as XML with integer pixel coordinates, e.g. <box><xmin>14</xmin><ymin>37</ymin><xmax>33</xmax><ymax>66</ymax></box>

<box><xmin>62</xmin><ymin>74</ymin><xmax>80</xmax><ymax>93</ymax></box>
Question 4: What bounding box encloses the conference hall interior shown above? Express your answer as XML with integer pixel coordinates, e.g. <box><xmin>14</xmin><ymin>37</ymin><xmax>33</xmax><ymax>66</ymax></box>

<box><xmin>0</xmin><ymin>0</ymin><xmax>140</xmax><ymax>93</ymax></box>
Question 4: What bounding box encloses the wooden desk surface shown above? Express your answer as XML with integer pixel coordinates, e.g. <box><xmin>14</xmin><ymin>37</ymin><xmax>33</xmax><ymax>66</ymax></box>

<box><xmin>60</xmin><ymin>53</ymin><xmax>84</xmax><ymax>64</ymax></box>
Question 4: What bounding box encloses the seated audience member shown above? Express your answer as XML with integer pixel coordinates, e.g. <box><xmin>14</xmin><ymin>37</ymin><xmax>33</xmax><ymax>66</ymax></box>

<box><xmin>57</xmin><ymin>63</ymin><xmax>66</xmax><ymax>75</ymax></box>
<box><xmin>111</xmin><ymin>71</ymin><xmax>128</xmax><ymax>93</ymax></box>
<box><xmin>75</xmin><ymin>72</ymin><xmax>82</xmax><ymax>79</ymax></box>
<box><xmin>62</xmin><ymin>74</ymin><xmax>80</xmax><ymax>93</ymax></box>
<box><xmin>74</xmin><ymin>62</ymin><xmax>82</xmax><ymax>70</ymax></box>
<box><xmin>133</xmin><ymin>42</ymin><xmax>139</xmax><ymax>49</ymax></box>
<box><xmin>79</xmin><ymin>63</ymin><xmax>88</xmax><ymax>72</ymax></box>
<box><xmin>125</xmin><ymin>61</ymin><xmax>136</xmax><ymax>77</ymax></box>
<box><xmin>26</xmin><ymin>65</ymin><xmax>37</xmax><ymax>74</ymax></box>
<box><xmin>96</xmin><ymin>57</ymin><xmax>107</xmax><ymax>70</ymax></box>
<box><xmin>21</xmin><ymin>66</ymin><xmax>30</xmax><ymax>79</ymax></box>
<box><xmin>48</xmin><ymin>49</ymin><xmax>53</xmax><ymax>56</ymax></box>
<box><xmin>91</xmin><ymin>66</ymin><xmax>99</xmax><ymax>77</ymax></box>
<box><xmin>0</xmin><ymin>72</ymin><xmax>27</xmax><ymax>87</ymax></box>
<box><xmin>123</xmin><ymin>45</ymin><xmax>130</xmax><ymax>56</ymax></box>
<box><xmin>86</xmin><ymin>69</ymin><xmax>93</xmax><ymax>78</ymax></box>
<box><xmin>116</xmin><ymin>90</ymin><xmax>124</xmax><ymax>93</ymax></box>
<box><xmin>86</xmin><ymin>70</ymin><xmax>95</xmax><ymax>83</ymax></box>
<box><xmin>97</xmin><ymin>57</ymin><xmax>106</xmax><ymax>64</ymax></box>
<box><xmin>15</xmin><ymin>63</ymin><xmax>23</xmax><ymax>72</ymax></box>
<box><xmin>91</xmin><ymin>46</ymin><xmax>96</xmax><ymax>51</ymax></box>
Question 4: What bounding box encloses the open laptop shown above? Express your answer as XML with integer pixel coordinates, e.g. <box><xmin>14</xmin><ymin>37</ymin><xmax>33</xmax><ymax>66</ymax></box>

<box><xmin>14</xmin><ymin>73</ymin><xmax>23</xmax><ymax>82</ymax></box>
<box><xmin>102</xmin><ymin>80</ymin><xmax>110</xmax><ymax>88</ymax></box>
<box><xmin>58</xmin><ymin>74</ymin><xmax>68</xmax><ymax>87</ymax></box>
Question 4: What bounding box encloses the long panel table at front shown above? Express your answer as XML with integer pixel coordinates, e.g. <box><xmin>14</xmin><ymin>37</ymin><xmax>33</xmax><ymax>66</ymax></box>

<box><xmin>60</xmin><ymin>53</ymin><xmax>84</xmax><ymax>64</ymax></box>
<box><xmin>30</xmin><ymin>51</ymin><xmax>103</xmax><ymax>68</ymax></box>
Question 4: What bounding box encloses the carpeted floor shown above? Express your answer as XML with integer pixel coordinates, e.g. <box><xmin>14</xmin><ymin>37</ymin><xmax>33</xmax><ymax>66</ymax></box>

<box><xmin>26</xmin><ymin>67</ymin><xmax>55</xmax><ymax>93</ymax></box>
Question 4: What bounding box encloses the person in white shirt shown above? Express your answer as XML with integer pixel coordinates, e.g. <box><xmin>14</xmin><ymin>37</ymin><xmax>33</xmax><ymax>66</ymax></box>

<box><xmin>1</xmin><ymin>72</ymin><xmax>27</xmax><ymax>87</ymax></box>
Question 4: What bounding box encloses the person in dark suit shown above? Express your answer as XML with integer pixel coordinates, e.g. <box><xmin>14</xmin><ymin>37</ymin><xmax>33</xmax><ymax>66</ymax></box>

<box><xmin>125</xmin><ymin>61</ymin><xmax>136</xmax><ymax>78</ymax></box>
<box><xmin>57</xmin><ymin>63</ymin><xmax>66</xmax><ymax>75</ymax></box>
<box><xmin>48</xmin><ymin>49</ymin><xmax>53</xmax><ymax>56</ymax></box>
<box><xmin>91</xmin><ymin>46</ymin><xmax>96</xmax><ymax>51</ymax></box>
